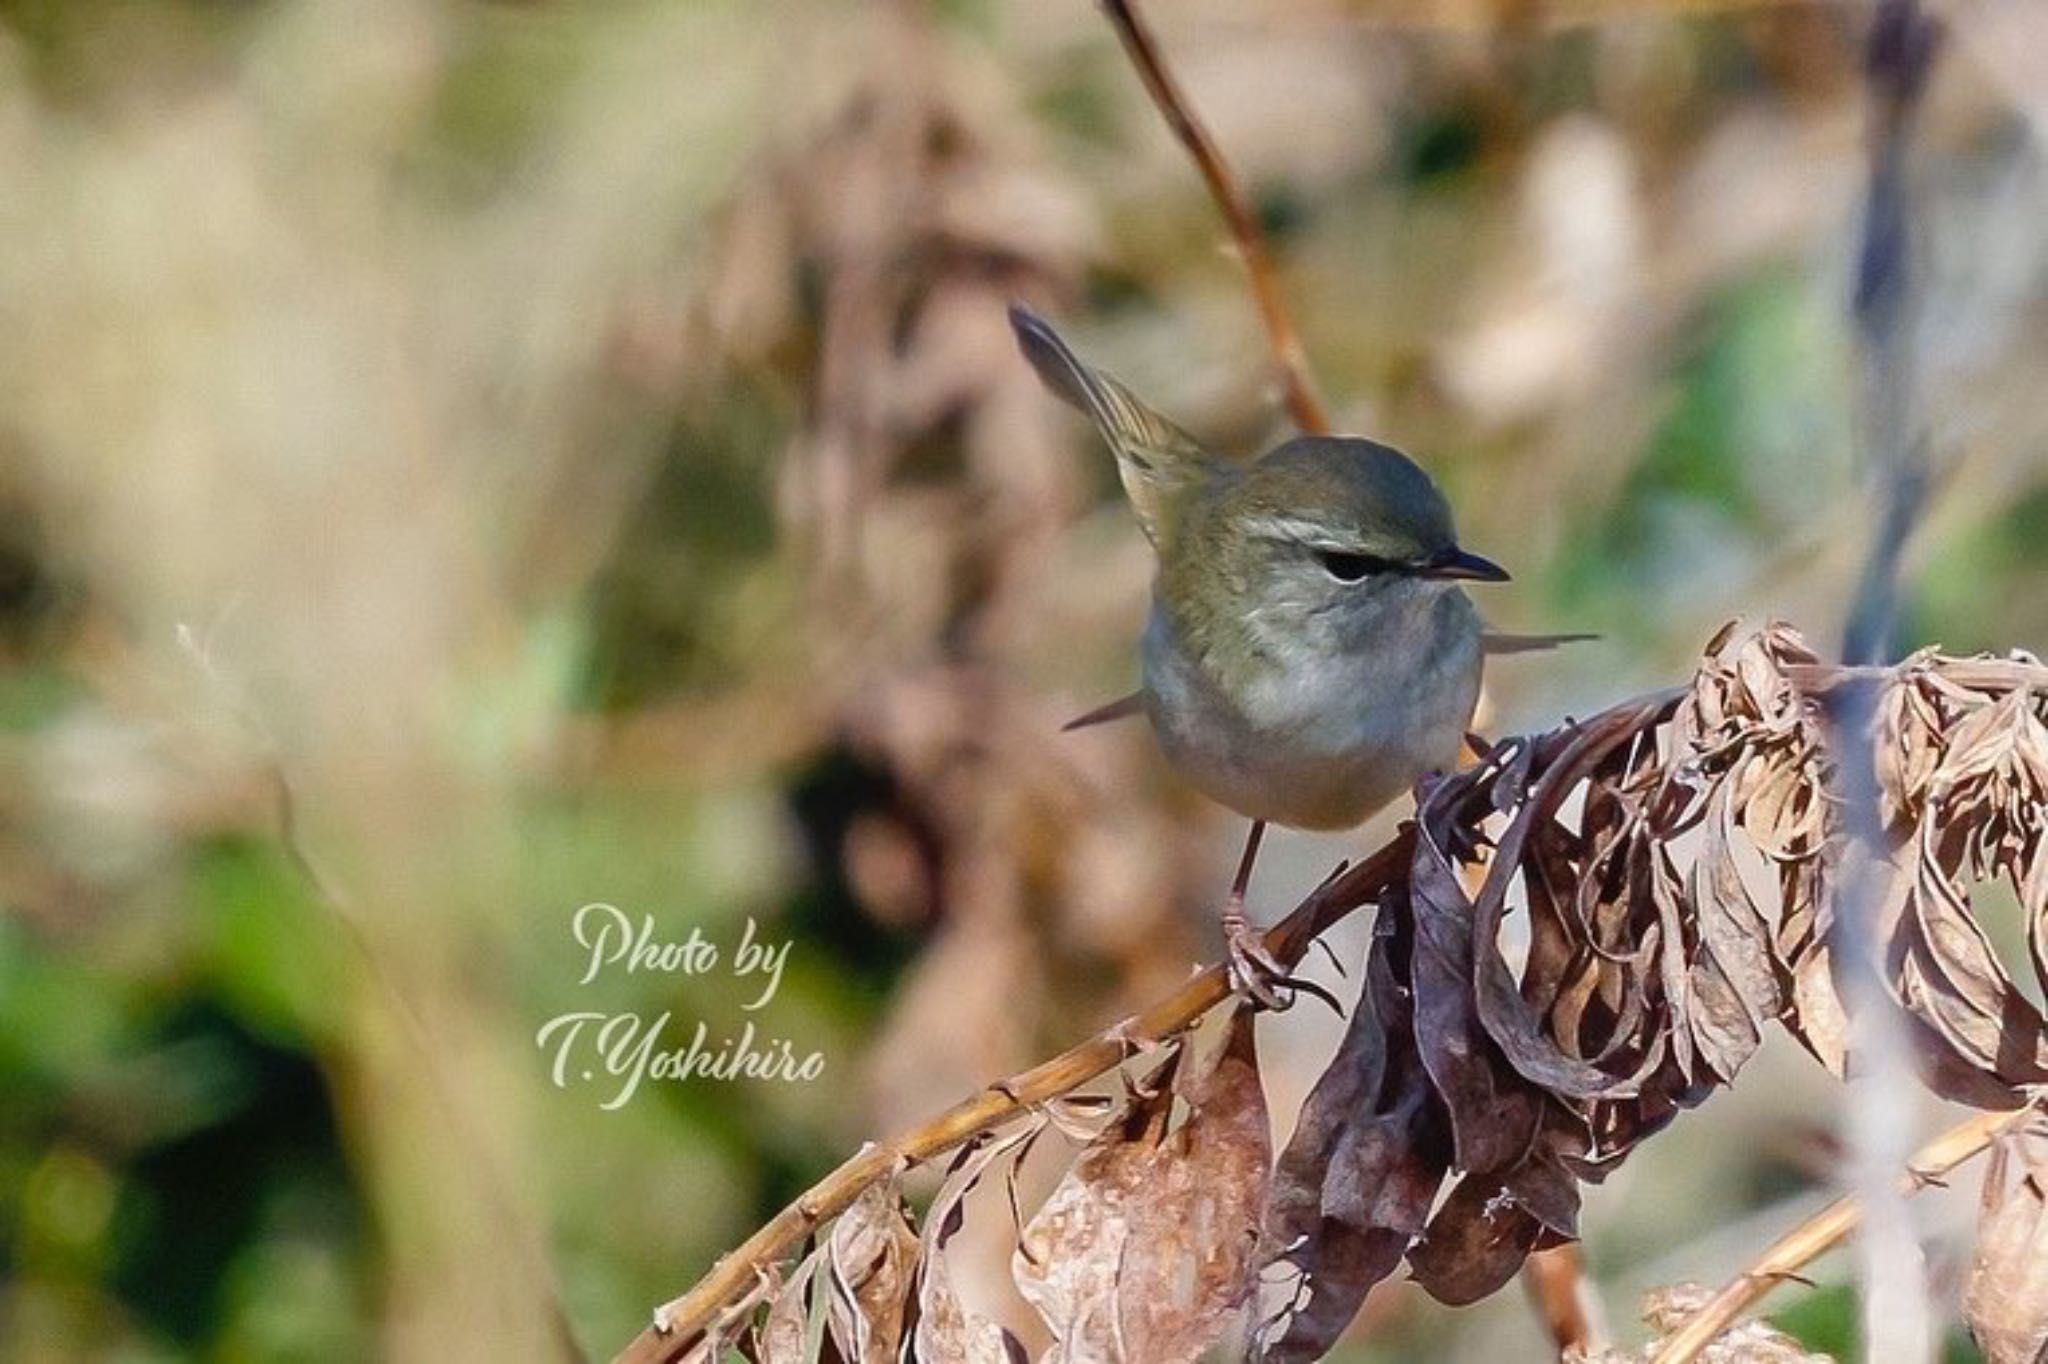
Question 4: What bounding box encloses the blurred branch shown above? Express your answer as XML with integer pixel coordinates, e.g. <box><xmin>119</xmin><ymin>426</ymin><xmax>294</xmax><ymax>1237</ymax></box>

<box><xmin>1100</xmin><ymin>0</ymin><xmax>1329</xmax><ymax>435</ymax></box>
<box><xmin>612</xmin><ymin>836</ymin><xmax>1416</xmax><ymax>1364</ymax></box>
<box><xmin>1831</xmin><ymin>5</ymin><xmax>1946</xmax><ymax>1360</ymax></box>
<box><xmin>1526</xmin><ymin>1244</ymin><xmax>1607</xmax><ymax>1356</ymax></box>
<box><xmin>1648</xmin><ymin>1104</ymin><xmax>2034</xmax><ymax>1364</ymax></box>
<box><xmin>1841</xmin><ymin>0</ymin><xmax>1942</xmax><ymax>667</ymax></box>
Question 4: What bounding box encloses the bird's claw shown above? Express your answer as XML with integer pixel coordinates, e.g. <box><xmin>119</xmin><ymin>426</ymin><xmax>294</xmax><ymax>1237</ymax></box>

<box><xmin>1222</xmin><ymin>908</ymin><xmax>1294</xmax><ymax>1012</ymax></box>
<box><xmin>1222</xmin><ymin>908</ymin><xmax>1346</xmax><ymax>1017</ymax></box>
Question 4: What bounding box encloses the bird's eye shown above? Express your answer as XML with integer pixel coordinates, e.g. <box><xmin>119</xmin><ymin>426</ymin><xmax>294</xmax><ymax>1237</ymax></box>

<box><xmin>1316</xmin><ymin>550</ymin><xmax>1393</xmax><ymax>583</ymax></box>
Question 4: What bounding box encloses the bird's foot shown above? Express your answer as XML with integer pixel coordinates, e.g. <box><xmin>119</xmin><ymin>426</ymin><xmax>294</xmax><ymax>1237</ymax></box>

<box><xmin>1221</xmin><ymin>905</ymin><xmax>1345</xmax><ymax>1016</ymax></box>
<box><xmin>1222</xmin><ymin>905</ymin><xmax>1294</xmax><ymax>1012</ymax></box>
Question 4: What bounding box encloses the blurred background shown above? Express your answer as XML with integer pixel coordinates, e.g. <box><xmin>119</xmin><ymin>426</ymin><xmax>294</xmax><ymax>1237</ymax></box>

<box><xmin>0</xmin><ymin>0</ymin><xmax>2042</xmax><ymax>1360</ymax></box>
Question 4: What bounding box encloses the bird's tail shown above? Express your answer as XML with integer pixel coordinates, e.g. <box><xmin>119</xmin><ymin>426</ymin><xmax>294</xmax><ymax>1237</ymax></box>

<box><xmin>1008</xmin><ymin>305</ymin><xmax>1220</xmax><ymax>547</ymax></box>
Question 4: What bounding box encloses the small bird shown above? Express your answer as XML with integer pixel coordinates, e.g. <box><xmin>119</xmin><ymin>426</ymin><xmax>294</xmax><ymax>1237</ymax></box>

<box><xmin>1010</xmin><ymin>305</ymin><xmax>1510</xmax><ymax>1002</ymax></box>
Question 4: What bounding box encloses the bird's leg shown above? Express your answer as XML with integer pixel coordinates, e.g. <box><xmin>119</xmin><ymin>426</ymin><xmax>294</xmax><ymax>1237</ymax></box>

<box><xmin>1220</xmin><ymin>820</ymin><xmax>1292</xmax><ymax>1010</ymax></box>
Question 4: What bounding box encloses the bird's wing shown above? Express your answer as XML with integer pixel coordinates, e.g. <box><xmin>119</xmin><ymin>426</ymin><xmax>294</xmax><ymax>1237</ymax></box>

<box><xmin>1061</xmin><ymin>691</ymin><xmax>1147</xmax><ymax>732</ymax></box>
<box><xmin>1480</xmin><ymin>631</ymin><xmax>1601</xmax><ymax>655</ymax></box>
<box><xmin>1009</xmin><ymin>305</ymin><xmax>1222</xmax><ymax>548</ymax></box>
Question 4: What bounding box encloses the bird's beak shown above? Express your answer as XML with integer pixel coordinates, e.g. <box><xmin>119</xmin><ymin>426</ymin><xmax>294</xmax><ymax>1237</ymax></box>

<box><xmin>1420</xmin><ymin>546</ymin><xmax>1510</xmax><ymax>582</ymax></box>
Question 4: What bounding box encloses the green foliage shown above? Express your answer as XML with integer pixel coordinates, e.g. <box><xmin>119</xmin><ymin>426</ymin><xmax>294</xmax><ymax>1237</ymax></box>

<box><xmin>1772</xmin><ymin>1283</ymin><xmax>1989</xmax><ymax>1364</ymax></box>
<box><xmin>1554</xmin><ymin>271</ymin><xmax>1854</xmax><ymax>637</ymax></box>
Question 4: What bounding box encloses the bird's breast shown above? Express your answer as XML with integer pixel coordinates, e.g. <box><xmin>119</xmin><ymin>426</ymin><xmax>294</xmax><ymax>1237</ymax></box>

<box><xmin>1139</xmin><ymin>589</ymin><xmax>1482</xmax><ymax>829</ymax></box>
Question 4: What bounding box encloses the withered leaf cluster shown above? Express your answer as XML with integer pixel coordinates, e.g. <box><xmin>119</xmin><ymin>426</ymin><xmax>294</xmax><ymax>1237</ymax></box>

<box><xmin>738</xmin><ymin>1009</ymin><xmax>1271</xmax><ymax>1364</ymax></box>
<box><xmin>1262</xmin><ymin>623</ymin><xmax>2048</xmax><ymax>1357</ymax></box>
<box><xmin>723</xmin><ymin>625</ymin><xmax>2048</xmax><ymax>1363</ymax></box>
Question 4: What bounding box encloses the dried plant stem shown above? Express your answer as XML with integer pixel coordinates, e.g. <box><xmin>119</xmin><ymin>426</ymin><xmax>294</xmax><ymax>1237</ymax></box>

<box><xmin>610</xmin><ymin>838</ymin><xmax>1414</xmax><ymax>1364</ymax></box>
<box><xmin>1648</xmin><ymin>1105</ymin><xmax>2033</xmax><ymax>1364</ymax></box>
<box><xmin>1785</xmin><ymin>658</ymin><xmax>2048</xmax><ymax>693</ymax></box>
<box><xmin>1525</xmin><ymin>1244</ymin><xmax>1607</xmax><ymax>1356</ymax></box>
<box><xmin>1100</xmin><ymin>0</ymin><xmax>1329</xmax><ymax>435</ymax></box>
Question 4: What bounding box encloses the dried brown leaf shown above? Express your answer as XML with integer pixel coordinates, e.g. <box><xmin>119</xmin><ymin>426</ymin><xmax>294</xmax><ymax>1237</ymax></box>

<box><xmin>1521</xmin><ymin>830</ymin><xmax>1584</xmax><ymax>1015</ymax></box>
<box><xmin>1408</xmin><ymin>1171</ymin><xmax>1545</xmax><ymax>1306</ymax></box>
<box><xmin>1776</xmin><ymin>858</ymin><xmax>1849</xmax><ymax>1074</ymax></box>
<box><xmin>1965</xmin><ymin>1124</ymin><xmax>2048</xmax><ymax>1364</ymax></box>
<box><xmin>1408</xmin><ymin>833</ymin><xmax>1548</xmax><ymax>1171</ymax></box>
<box><xmin>827</xmin><ymin>1183</ymin><xmax>920</xmax><ymax>1364</ymax></box>
<box><xmin>1012</xmin><ymin>1053</ymin><xmax>1178</xmax><ymax>1362</ymax></box>
<box><xmin>1877</xmin><ymin>669</ymin><xmax>1948</xmax><ymax>820</ymax></box>
<box><xmin>1114</xmin><ymin>1006</ymin><xmax>1271</xmax><ymax>1361</ymax></box>
<box><xmin>757</xmin><ymin>1249</ymin><xmax>826</xmax><ymax>1364</ymax></box>
<box><xmin>1462</xmin><ymin>808</ymin><xmax>1665</xmax><ymax>1101</ymax></box>
<box><xmin>1015</xmin><ymin>1026</ymin><xmax>1269</xmax><ymax>1364</ymax></box>
<box><xmin>1259</xmin><ymin>924</ymin><xmax>1447</xmax><ymax>1362</ymax></box>
<box><xmin>913</xmin><ymin>1127</ymin><xmax>1035</xmax><ymax>1364</ymax></box>
<box><xmin>1692</xmin><ymin>809</ymin><xmax>1785</xmax><ymax>1031</ymax></box>
<box><xmin>1893</xmin><ymin>837</ymin><xmax>2048</xmax><ymax>1104</ymax></box>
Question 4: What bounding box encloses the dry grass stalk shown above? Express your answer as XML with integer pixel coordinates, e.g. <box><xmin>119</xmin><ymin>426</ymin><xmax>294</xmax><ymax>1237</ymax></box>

<box><xmin>1647</xmin><ymin>1105</ymin><xmax>2035</xmax><ymax>1364</ymax></box>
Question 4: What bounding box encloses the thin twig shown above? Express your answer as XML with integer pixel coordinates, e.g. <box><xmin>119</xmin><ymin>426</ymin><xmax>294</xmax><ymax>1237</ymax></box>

<box><xmin>180</xmin><ymin>627</ymin><xmax>590</xmax><ymax>1364</ymax></box>
<box><xmin>610</xmin><ymin>836</ymin><xmax>1414</xmax><ymax>1364</ymax></box>
<box><xmin>1648</xmin><ymin>1105</ymin><xmax>2032</xmax><ymax>1364</ymax></box>
<box><xmin>1099</xmin><ymin>0</ymin><xmax>1329</xmax><ymax>435</ymax></box>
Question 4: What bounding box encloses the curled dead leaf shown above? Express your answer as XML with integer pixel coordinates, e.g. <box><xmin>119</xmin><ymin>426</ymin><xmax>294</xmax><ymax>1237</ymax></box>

<box><xmin>827</xmin><ymin>1182</ymin><xmax>921</xmax><ymax>1364</ymax></box>
<box><xmin>913</xmin><ymin>1126</ymin><xmax>1035</xmax><ymax>1364</ymax></box>
<box><xmin>1259</xmin><ymin>912</ymin><xmax>1447</xmax><ymax>1361</ymax></box>
<box><xmin>1965</xmin><ymin>1119</ymin><xmax>2048</xmax><ymax>1364</ymax></box>
<box><xmin>1254</xmin><ymin>625</ymin><xmax>2048</xmax><ymax>1347</ymax></box>
<box><xmin>1015</xmin><ymin>1010</ymin><xmax>1272</xmax><ymax>1363</ymax></box>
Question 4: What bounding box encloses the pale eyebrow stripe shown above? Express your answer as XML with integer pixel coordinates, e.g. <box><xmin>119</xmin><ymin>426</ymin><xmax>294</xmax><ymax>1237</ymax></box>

<box><xmin>1245</xmin><ymin>512</ymin><xmax>1343</xmax><ymax>540</ymax></box>
<box><xmin>1241</xmin><ymin>514</ymin><xmax>1366</xmax><ymax>548</ymax></box>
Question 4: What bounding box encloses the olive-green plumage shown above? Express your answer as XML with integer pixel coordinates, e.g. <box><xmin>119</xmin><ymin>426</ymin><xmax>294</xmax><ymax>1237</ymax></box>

<box><xmin>1011</xmin><ymin>306</ymin><xmax>1508</xmax><ymax>830</ymax></box>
